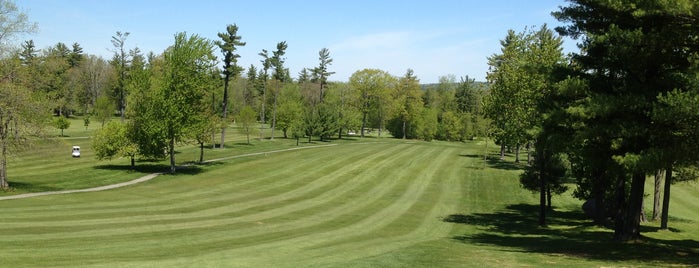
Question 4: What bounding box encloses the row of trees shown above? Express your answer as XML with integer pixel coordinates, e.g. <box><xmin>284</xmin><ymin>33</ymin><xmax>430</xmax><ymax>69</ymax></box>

<box><xmin>1</xmin><ymin>0</ymin><xmax>493</xmax><ymax>184</ymax></box>
<box><xmin>485</xmin><ymin>0</ymin><xmax>699</xmax><ymax>241</ymax></box>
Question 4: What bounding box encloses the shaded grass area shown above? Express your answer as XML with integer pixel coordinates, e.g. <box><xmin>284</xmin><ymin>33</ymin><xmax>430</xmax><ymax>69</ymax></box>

<box><xmin>446</xmin><ymin>204</ymin><xmax>698</xmax><ymax>266</ymax></box>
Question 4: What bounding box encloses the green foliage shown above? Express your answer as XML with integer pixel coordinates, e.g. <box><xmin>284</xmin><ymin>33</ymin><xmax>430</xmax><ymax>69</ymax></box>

<box><xmin>552</xmin><ymin>0</ymin><xmax>699</xmax><ymax>239</ymax></box>
<box><xmin>520</xmin><ymin>152</ymin><xmax>570</xmax><ymax>194</ymax></box>
<box><xmin>0</xmin><ymin>57</ymin><xmax>50</xmax><ymax>188</ymax></box>
<box><xmin>237</xmin><ymin>105</ymin><xmax>257</xmax><ymax>144</ymax></box>
<box><xmin>312</xmin><ymin>47</ymin><xmax>335</xmax><ymax>100</ymax></box>
<box><xmin>83</xmin><ymin>116</ymin><xmax>90</xmax><ymax>130</ymax></box>
<box><xmin>93</xmin><ymin>96</ymin><xmax>114</xmax><ymax>127</ymax></box>
<box><xmin>303</xmin><ymin>103</ymin><xmax>338</xmax><ymax>141</ymax></box>
<box><xmin>216</xmin><ymin>24</ymin><xmax>245</xmax><ymax>79</ymax></box>
<box><xmin>53</xmin><ymin>116</ymin><xmax>71</xmax><ymax>136</ymax></box>
<box><xmin>110</xmin><ymin>31</ymin><xmax>130</xmax><ymax>121</ymax></box>
<box><xmin>349</xmin><ymin>68</ymin><xmax>398</xmax><ymax>137</ymax></box>
<box><xmin>275</xmin><ymin>83</ymin><xmax>304</xmax><ymax>138</ymax></box>
<box><xmin>216</xmin><ymin>24</ymin><xmax>246</xmax><ymax>148</ymax></box>
<box><xmin>416</xmin><ymin>108</ymin><xmax>438</xmax><ymax>141</ymax></box>
<box><xmin>91</xmin><ymin>121</ymin><xmax>137</xmax><ymax>163</ymax></box>
<box><xmin>437</xmin><ymin>111</ymin><xmax>463</xmax><ymax>141</ymax></box>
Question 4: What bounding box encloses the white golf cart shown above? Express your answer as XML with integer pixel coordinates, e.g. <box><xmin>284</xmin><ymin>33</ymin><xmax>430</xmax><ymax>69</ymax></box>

<box><xmin>72</xmin><ymin>146</ymin><xmax>81</xmax><ymax>158</ymax></box>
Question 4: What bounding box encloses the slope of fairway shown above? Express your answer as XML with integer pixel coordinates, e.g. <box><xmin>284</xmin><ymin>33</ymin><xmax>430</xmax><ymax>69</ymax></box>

<box><xmin>0</xmin><ymin>140</ymin><xmax>697</xmax><ymax>267</ymax></box>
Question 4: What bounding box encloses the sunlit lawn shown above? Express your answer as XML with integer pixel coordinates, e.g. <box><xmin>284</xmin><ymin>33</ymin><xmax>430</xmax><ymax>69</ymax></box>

<box><xmin>0</xmin><ymin>119</ymin><xmax>697</xmax><ymax>267</ymax></box>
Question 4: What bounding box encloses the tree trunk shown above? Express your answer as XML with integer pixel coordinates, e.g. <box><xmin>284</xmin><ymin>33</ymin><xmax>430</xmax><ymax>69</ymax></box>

<box><xmin>360</xmin><ymin>112</ymin><xmax>367</xmax><ymax>137</ymax></box>
<box><xmin>547</xmin><ymin>185</ymin><xmax>552</xmax><ymax>210</ymax></box>
<box><xmin>0</xmin><ymin>139</ymin><xmax>8</xmax><ymax>189</ymax></box>
<box><xmin>119</xmin><ymin>89</ymin><xmax>125</xmax><ymax>123</ymax></box>
<box><xmin>526</xmin><ymin>142</ymin><xmax>532</xmax><ymax>165</ymax></box>
<box><xmin>212</xmin><ymin>92</ymin><xmax>217</xmax><ymax>149</ymax></box>
<box><xmin>402</xmin><ymin>119</ymin><xmax>407</xmax><ymax>139</ymax></box>
<box><xmin>613</xmin><ymin>174</ymin><xmax>626</xmax><ymax>240</ymax></box>
<box><xmin>640</xmin><ymin>197</ymin><xmax>647</xmax><ymax>223</ymax></box>
<box><xmin>211</xmin><ymin>131</ymin><xmax>216</xmax><ymax>149</ymax></box>
<box><xmin>652</xmin><ymin>169</ymin><xmax>663</xmax><ymax>221</ymax></box>
<box><xmin>592</xmin><ymin>169</ymin><xmax>607</xmax><ymax>225</ymax></box>
<box><xmin>661</xmin><ymin>166</ymin><xmax>672</xmax><ymax>229</ymax></box>
<box><xmin>538</xmin><ymin>146</ymin><xmax>546</xmax><ymax>226</ymax></box>
<box><xmin>500</xmin><ymin>144</ymin><xmax>505</xmax><ymax>160</ymax></box>
<box><xmin>270</xmin><ymin>93</ymin><xmax>277</xmax><ymax>140</ymax></box>
<box><xmin>199</xmin><ymin>142</ymin><xmax>204</xmax><ymax>163</ymax></box>
<box><xmin>617</xmin><ymin>172</ymin><xmax>645</xmax><ymax>241</ymax></box>
<box><xmin>515</xmin><ymin>144</ymin><xmax>520</xmax><ymax>163</ymax></box>
<box><xmin>169</xmin><ymin>137</ymin><xmax>176</xmax><ymax>174</ymax></box>
<box><xmin>221</xmin><ymin>75</ymin><xmax>230</xmax><ymax>149</ymax></box>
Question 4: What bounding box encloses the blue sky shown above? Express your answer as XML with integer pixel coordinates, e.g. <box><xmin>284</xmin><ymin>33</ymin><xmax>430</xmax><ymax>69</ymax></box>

<box><xmin>19</xmin><ymin>0</ymin><xmax>575</xmax><ymax>83</ymax></box>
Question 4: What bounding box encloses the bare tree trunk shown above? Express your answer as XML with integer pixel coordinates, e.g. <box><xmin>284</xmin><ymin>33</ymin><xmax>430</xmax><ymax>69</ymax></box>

<box><xmin>592</xmin><ymin>169</ymin><xmax>607</xmax><ymax>225</ymax></box>
<box><xmin>515</xmin><ymin>144</ymin><xmax>520</xmax><ymax>163</ymax></box>
<box><xmin>500</xmin><ymin>144</ymin><xmax>505</xmax><ymax>160</ymax></box>
<box><xmin>661</xmin><ymin>166</ymin><xmax>672</xmax><ymax>229</ymax></box>
<box><xmin>538</xmin><ymin>146</ymin><xmax>546</xmax><ymax>226</ymax></box>
<box><xmin>652</xmin><ymin>169</ymin><xmax>663</xmax><ymax>221</ymax></box>
<box><xmin>402</xmin><ymin>119</ymin><xmax>407</xmax><ymax>139</ymax></box>
<box><xmin>613</xmin><ymin>174</ymin><xmax>626</xmax><ymax>240</ymax></box>
<box><xmin>547</xmin><ymin>185</ymin><xmax>552</xmax><ymax>210</ymax></box>
<box><xmin>169</xmin><ymin>137</ymin><xmax>176</xmax><ymax>174</ymax></box>
<box><xmin>361</xmin><ymin>112</ymin><xmax>367</xmax><ymax>137</ymax></box>
<box><xmin>260</xmin><ymin>84</ymin><xmax>266</xmax><ymax>141</ymax></box>
<box><xmin>119</xmin><ymin>89</ymin><xmax>125</xmax><ymax>123</ymax></box>
<box><xmin>270</xmin><ymin>92</ymin><xmax>277</xmax><ymax>140</ymax></box>
<box><xmin>199</xmin><ymin>142</ymin><xmax>204</xmax><ymax>163</ymax></box>
<box><xmin>617</xmin><ymin>172</ymin><xmax>645</xmax><ymax>241</ymax></box>
<box><xmin>0</xmin><ymin>138</ymin><xmax>8</xmax><ymax>189</ymax></box>
<box><xmin>221</xmin><ymin>75</ymin><xmax>229</xmax><ymax>149</ymax></box>
<box><xmin>640</xmin><ymin>196</ymin><xmax>647</xmax><ymax>223</ymax></box>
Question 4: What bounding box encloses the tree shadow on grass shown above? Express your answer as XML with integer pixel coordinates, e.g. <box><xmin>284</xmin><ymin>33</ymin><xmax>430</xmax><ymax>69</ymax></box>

<box><xmin>5</xmin><ymin>181</ymin><xmax>63</xmax><ymax>193</ymax></box>
<box><xmin>460</xmin><ymin>154</ymin><xmax>525</xmax><ymax>171</ymax></box>
<box><xmin>93</xmin><ymin>163</ymin><xmax>204</xmax><ymax>176</ymax></box>
<box><xmin>233</xmin><ymin>142</ymin><xmax>254</xmax><ymax>146</ymax></box>
<box><xmin>444</xmin><ymin>204</ymin><xmax>699</xmax><ymax>266</ymax></box>
<box><xmin>94</xmin><ymin>163</ymin><xmax>171</xmax><ymax>174</ymax></box>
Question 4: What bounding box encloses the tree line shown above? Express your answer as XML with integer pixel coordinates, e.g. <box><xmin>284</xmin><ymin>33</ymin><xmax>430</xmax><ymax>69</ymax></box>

<box><xmin>0</xmin><ymin>0</ymin><xmax>490</xmax><ymax>187</ymax></box>
<box><xmin>485</xmin><ymin>0</ymin><xmax>699</xmax><ymax>242</ymax></box>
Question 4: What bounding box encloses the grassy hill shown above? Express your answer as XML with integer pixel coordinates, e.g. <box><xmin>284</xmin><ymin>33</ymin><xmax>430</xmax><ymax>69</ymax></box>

<box><xmin>0</xmin><ymin>118</ymin><xmax>696</xmax><ymax>267</ymax></box>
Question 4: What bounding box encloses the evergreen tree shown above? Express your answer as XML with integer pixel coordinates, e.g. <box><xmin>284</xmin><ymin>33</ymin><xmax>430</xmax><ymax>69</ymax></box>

<box><xmin>554</xmin><ymin>0</ymin><xmax>699</xmax><ymax>240</ymax></box>
<box><xmin>215</xmin><ymin>24</ymin><xmax>245</xmax><ymax>148</ymax></box>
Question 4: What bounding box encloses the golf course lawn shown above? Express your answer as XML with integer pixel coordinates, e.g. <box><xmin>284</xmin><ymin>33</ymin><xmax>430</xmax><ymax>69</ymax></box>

<box><xmin>0</xmin><ymin>135</ymin><xmax>697</xmax><ymax>267</ymax></box>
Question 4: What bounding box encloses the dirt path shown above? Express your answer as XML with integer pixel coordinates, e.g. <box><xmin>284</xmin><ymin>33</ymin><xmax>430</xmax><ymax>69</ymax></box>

<box><xmin>0</xmin><ymin>144</ymin><xmax>337</xmax><ymax>201</ymax></box>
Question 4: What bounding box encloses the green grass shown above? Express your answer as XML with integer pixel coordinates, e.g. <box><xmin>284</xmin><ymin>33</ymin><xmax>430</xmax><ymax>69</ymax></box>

<box><xmin>0</xmin><ymin>133</ymin><xmax>697</xmax><ymax>267</ymax></box>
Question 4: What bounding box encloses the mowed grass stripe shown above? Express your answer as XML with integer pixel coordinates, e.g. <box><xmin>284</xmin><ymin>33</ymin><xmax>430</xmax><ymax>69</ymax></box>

<box><xmin>0</xmin><ymin>144</ymin><xmax>408</xmax><ymax>241</ymax></box>
<box><xmin>0</xmin><ymin>143</ymin><xmax>425</xmax><ymax>266</ymax></box>
<box><xmin>0</xmin><ymin>143</ymin><xmax>378</xmax><ymax>219</ymax></box>
<box><xmin>304</xmin><ymin>145</ymin><xmax>459</xmax><ymax>253</ymax></box>
<box><xmin>105</xmin><ymin>143</ymin><xmax>447</xmax><ymax>263</ymax></box>
<box><xmin>184</xmin><ymin>144</ymin><xmax>461</xmax><ymax>267</ymax></box>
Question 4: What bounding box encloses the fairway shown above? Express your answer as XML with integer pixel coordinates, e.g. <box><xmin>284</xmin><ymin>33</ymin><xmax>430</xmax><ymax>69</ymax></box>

<box><xmin>0</xmin><ymin>140</ymin><xmax>697</xmax><ymax>267</ymax></box>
